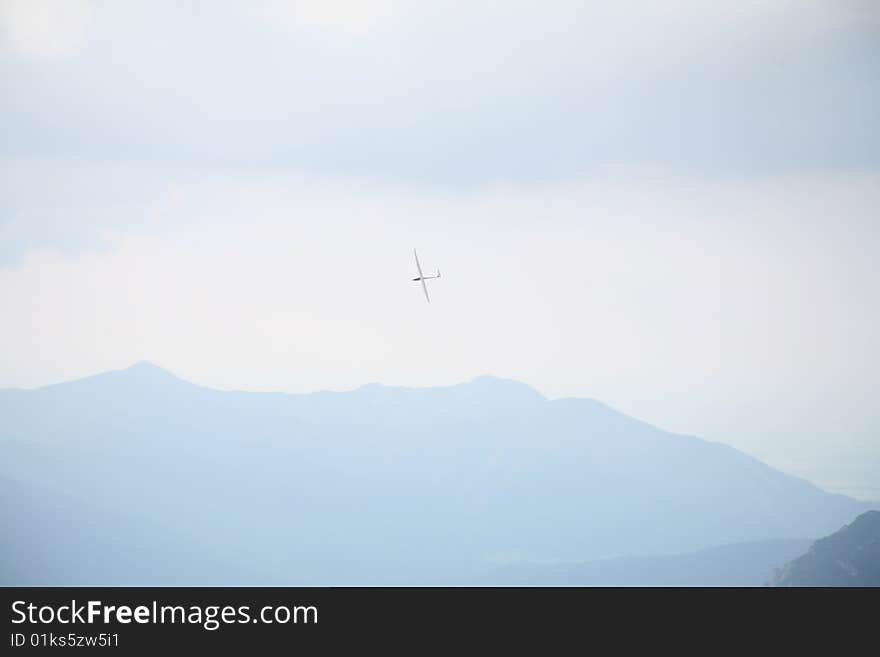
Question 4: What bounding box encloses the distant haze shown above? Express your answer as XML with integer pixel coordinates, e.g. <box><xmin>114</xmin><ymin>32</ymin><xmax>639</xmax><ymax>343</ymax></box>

<box><xmin>1</xmin><ymin>364</ymin><xmax>874</xmax><ymax>585</ymax></box>
<box><xmin>1</xmin><ymin>1</ymin><xmax>878</xmax><ymax>499</ymax></box>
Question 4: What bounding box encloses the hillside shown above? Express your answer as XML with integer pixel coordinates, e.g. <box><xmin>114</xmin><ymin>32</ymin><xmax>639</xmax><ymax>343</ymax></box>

<box><xmin>770</xmin><ymin>511</ymin><xmax>880</xmax><ymax>586</ymax></box>
<box><xmin>1</xmin><ymin>363</ymin><xmax>873</xmax><ymax>584</ymax></box>
<box><xmin>478</xmin><ymin>539</ymin><xmax>813</xmax><ymax>586</ymax></box>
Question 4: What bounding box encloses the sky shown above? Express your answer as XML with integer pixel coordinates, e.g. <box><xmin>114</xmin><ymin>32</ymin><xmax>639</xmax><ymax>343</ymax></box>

<box><xmin>1</xmin><ymin>1</ymin><xmax>878</xmax><ymax>498</ymax></box>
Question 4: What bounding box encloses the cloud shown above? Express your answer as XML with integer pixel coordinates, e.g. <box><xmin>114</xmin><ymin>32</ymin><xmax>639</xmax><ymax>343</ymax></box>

<box><xmin>1</xmin><ymin>1</ymin><xmax>876</xmax><ymax>182</ymax></box>
<box><xmin>0</xmin><ymin>0</ymin><xmax>95</xmax><ymax>58</ymax></box>
<box><xmin>0</xmin><ymin>157</ymin><xmax>181</xmax><ymax>265</ymax></box>
<box><xmin>2</xmin><ymin>166</ymin><xmax>877</xmax><ymax>394</ymax></box>
<box><xmin>254</xmin><ymin>0</ymin><xmax>402</xmax><ymax>36</ymax></box>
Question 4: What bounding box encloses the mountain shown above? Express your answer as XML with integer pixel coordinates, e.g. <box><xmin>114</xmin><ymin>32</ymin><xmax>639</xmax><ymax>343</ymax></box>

<box><xmin>0</xmin><ymin>475</ymin><xmax>271</xmax><ymax>585</ymax></box>
<box><xmin>478</xmin><ymin>539</ymin><xmax>813</xmax><ymax>586</ymax></box>
<box><xmin>769</xmin><ymin>511</ymin><xmax>880</xmax><ymax>586</ymax></box>
<box><xmin>1</xmin><ymin>362</ymin><xmax>875</xmax><ymax>584</ymax></box>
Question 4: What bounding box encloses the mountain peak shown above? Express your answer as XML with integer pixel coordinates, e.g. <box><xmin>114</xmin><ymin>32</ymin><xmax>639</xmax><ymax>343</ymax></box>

<box><xmin>56</xmin><ymin>360</ymin><xmax>189</xmax><ymax>391</ymax></box>
<box><xmin>462</xmin><ymin>375</ymin><xmax>545</xmax><ymax>401</ymax></box>
<box><xmin>124</xmin><ymin>360</ymin><xmax>171</xmax><ymax>373</ymax></box>
<box><xmin>117</xmin><ymin>361</ymin><xmax>182</xmax><ymax>381</ymax></box>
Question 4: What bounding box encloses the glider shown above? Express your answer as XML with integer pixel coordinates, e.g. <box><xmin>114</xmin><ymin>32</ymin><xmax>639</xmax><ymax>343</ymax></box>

<box><xmin>412</xmin><ymin>249</ymin><xmax>441</xmax><ymax>303</ymax></box>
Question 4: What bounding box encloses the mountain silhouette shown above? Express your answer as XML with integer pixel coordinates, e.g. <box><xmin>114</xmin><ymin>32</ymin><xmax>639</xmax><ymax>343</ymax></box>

<box><xmin>478</xmin><ymin>538</ymin><xmax>813</xmax><ymax>586</ymax></box>
<box><xmin>1</xmin><ymin>363</ymin><xmax>875</xmax><ymax>584</ymax></box>
<box><xmin>769</xmin><ymin>510</ymin><xmax>880</xmax><ymax>586</ymax></box>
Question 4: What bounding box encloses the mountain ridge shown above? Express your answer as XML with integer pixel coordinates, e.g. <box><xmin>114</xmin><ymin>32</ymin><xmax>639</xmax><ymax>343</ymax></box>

<box><xmin>1</xmin><ymin>362</ymin><xmax>875</xmax><ymax>584</ymax></box>
<box><xmin>477</xmin><ymin>538</ymin><xmax>815</xmax><ymax>586</ymax></box>
<box><xmin>770</xmin><ymin>510</ymin><xmax>880</xmax><ymax>586</ymax></box>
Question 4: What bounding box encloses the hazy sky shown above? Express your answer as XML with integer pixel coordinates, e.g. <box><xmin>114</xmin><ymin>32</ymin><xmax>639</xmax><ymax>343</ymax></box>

<box><xmin>1</xmin><ymin>1</ymin><xmax>878</xmax><ymax>497</ymax></box>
